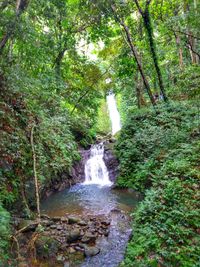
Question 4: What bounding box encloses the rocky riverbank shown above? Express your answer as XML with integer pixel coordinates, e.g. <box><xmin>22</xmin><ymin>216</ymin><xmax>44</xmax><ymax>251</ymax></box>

<box><xmin>12</xmin><ymin>214</ymin><xmax>111</xmax><ymax>267</ymax></box>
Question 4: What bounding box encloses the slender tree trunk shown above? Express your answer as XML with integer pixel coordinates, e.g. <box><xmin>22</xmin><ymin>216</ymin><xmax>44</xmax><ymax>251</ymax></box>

<box><xmin>30</xmin><ymin>125</ymin><xmax>41</xmax><ymax>222</ymax></box>
<box><xmin>174</xmin><ymin>32</ymin><xmax>184</xmax><ymax>69</ymax></box>
<box><xmin>142</xmin><ymin>8</ymin><xmax>168</xmax><ymax>102</ymax></box>
<box><xmin>111</xmin><ymin>5</ymin><xmax>156</xmax><ymax>107</ymax></box>
<box><xmin>135</xmin><ymin>53</ymin><xmax>146</xmax><ymax>108</ymax></box>
<box><xmin>134</xmin><ymin>0</ymin><xmax>168</xmax><ymax>102</ymax></box>
<box><xmin>0</xmin><ymin>0</ymin><xmax>28</xmax><ymax>55</ymax></box>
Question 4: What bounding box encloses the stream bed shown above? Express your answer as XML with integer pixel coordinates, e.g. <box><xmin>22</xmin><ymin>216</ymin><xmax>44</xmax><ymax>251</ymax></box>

<box><xmin>41</xmin><ymin>184</ymin><xmax>142</xmax><ymax>267</ymax></box>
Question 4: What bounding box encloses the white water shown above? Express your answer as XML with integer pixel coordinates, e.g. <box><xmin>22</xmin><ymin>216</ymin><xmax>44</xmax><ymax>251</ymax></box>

<box><xmin>84</xmin><ymin>143</ymin><xmax>112</xmax><ymax>186</ymax></box>
<box><xmin>106</xmin><ymin>93</ymin><xmax>121</xmax><ymax>135</ymax></box>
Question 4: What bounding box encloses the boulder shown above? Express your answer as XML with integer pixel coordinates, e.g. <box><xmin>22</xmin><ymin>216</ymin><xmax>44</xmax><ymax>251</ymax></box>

<box><xmin>67</xmin><ymin>229</ymin><xmax>81</xmax><ymax>243</ymax></box>
<box><xmin>68</xmin><ymin>216</ymin><xmax>80</xmax><ymax>224</ymax></box>
<box><xmin>81</xmin><ymin>232</ymin><xmax>96</xmax><ymax>244</ymax></box>
<box><xmin>18</xmin><ymin>220</ymin><xmax>38</xmax><ymax>232</ymax></box>
<box><xmin>35</xmin><ymin>235</ymin><xmax>60</xmax><ymax>259</ymax></box>
<box><xmin>84</xmin><ymin>245</ymin><xmax>100</xmax><ymax>257</ymax></box>
<box><xmin>52</xmin><ymin>216</ymin><xmax>61</xmax><ymax>222</ymax></box>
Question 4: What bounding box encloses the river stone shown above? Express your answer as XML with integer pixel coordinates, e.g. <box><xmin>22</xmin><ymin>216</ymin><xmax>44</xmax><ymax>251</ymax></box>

<box><xmin>35</xmin><ymin>235</ymin><xmax>60</xmax><ymax>259</ymax></box>
<box><xmin>68</xmin><ymin>216</ymin><xmax>80</xmax><ymax>224</ymax></box>
<box><xmin>78</xmin><ymin>220</ymin><xmax>87</xmax><ymax>226</ymax></box>
<box><xmin>61</xmin><ymin>217</ymin><xmax>68</xmax><ymax>223</ymax></box>
<box><xmin>84</xmin><ymin>245</ymin><xmax>100</xmax><ymax>257</ymax></box>
<box><xmin>50</xmin><ymin>224</ymin><xmax>57</xmax><ymax>229</ymax></box>
<box><xmin>52</xmin><ymin>216</ymin><xmax>61</xmax><ymax>222</ymax></box>
<box><xmin>18</xmin><ymin>220</ymin><xmax>38</xmax><ymax>232</ymax></box>
<box><xmin>101</xmin><ymin>219</ymin><xmax>110</xmax><ymax>226</ymax></box>
<box><xmin>41</xmin><ymin>219</ymin><xmax>52</xmax><ymax>226</ymax></box>
<box><xmin>56</xmin><ymin>225</ymin><xmax>63</xmax><ymax>230</ymax></box>
<box><xmin>67</xmin><ymin>229</ymin><xmax>81</xmax><ymax>243</ymax></box>
<box><xmin>69</xmin><ymin>247</ymin><xmax>76</xmax><ymax>254</ymax></box>
<box><xmin>81</xmin><ymin>233</ymin><xmax>96</xmax><ymax>244</ymax></box>
<box><xmin>41</xmin><ymin>214</ymin><xmax>50</xmax><ymax>220</ymax></box>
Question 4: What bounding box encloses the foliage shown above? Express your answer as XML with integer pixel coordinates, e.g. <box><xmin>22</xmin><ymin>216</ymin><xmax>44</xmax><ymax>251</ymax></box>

<box><xmin>115</xmin><ymin>102</ymin><xmax>198</xmax><ymax>191</ymax></box>
<box><xmin>0</xmin><ymin>203</ymin><xmax>10</xmax><ymax>265</ymax></box>
<box><xmin>116</xmin><ymin>103</ymin><xmax>200</xmax><ymax>266</ymax></box>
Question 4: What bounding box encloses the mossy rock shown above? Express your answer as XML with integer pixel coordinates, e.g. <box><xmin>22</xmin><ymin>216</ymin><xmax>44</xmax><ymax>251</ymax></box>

<box><xmin>35</xmin><ymin>235</ymin><xmax>60</xmax><ymax>259</ymax></box>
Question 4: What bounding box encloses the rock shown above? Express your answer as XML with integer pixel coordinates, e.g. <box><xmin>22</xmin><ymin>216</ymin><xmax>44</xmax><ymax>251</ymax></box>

<box><xmin>69</xmin><ymin>247</ymin><xmax>76</xmax><ymax>254</ymax></box>
<box><xmin>78</xmin><ymin>220</ymin><xmax>87</xmax><ymax>226</ymax></box>
<box><xmin>81</xmin><ymin>233</ymin><xmax>96</xmax><ymax>244</ymax></box>
<box><xmin>52</xmin><ymin>216</ymin><xmax>61</xmax><ymax>222</ymax></box>
<box><xmin>67</xmin><ymin>229</ymin><xmax>81</xmax><ymax>243</ymax></box>
<box><xmin>18</xmin><ymin>220</ymin><xmax>38</xmax><ymax>232</ymax></box>
<box><xmin>84</xmin><ymin>245</ymin><xmax>100</xmax><ymax>257</ymax></box>
<box><xmin>61</xmin><ymin>217</ymin><xmax>68</xmax><ymax>223</ymax></box>
<box><xmin>50</xmin><ymin>224</ymin><xmax>57</xmax><ymax>229</ymax></box>
<box><xmin>68</xmin><ymin>216</ymin><xmax>80</xmax><ymax>224</ymax></box>
<box><xmin>104</xmin><ymin>229</ymin><xmax>110</xmax><ymax>236</ymax></box>
<box><xmin>57</xmin><ymin>254</ymin><xmax>65</xmax><ymax>262</ymax></box>
<box><xmin>75</xmin><ymin>246</ymin><xmax>84</xmax><ymax>252</ymax></box>
<box><xmin>41</xmin><ymin>219</ymin><xmax>52</xmax><ymax>226</ymax></box>
<box><xmin>41</xmin><ymin>214</ymin><xmax>50</xmax><ymax>220</ymax></box>
<box><xmin>56</xmin><ymin>225</ymin><xmax>63</xmax><ymax>231</ymax></box>
<box><xmin>111</xmin><ymin>208</ymin><xmax>121</xmax><ymax>213</ymax></box>
<box><xmin>35</xmin><ymin>235</ymin><xmax>60</xmax><ymax>259</ymax></box>
<box><xmin>101</xmin><ymin>220</ymin><xmax>110</xmax><ymax>226</ymax></box>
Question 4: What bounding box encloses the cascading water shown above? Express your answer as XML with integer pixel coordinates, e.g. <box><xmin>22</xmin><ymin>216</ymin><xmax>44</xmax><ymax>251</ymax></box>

<box><xmin>106</xmin><ymin>92</ymin><xmax>121</xmax><ymax>135</ymax></box>
<box><xmin>84</xmin><ymin>143</ymin><xmax>112</xmax><ymax>186</ymax></box>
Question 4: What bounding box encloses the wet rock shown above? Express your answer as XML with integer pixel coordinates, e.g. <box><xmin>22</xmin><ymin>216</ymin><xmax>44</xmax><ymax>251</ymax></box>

<box><xmin>35</xmin><ymin>235</ymin><xmax>60</xmax><ymax>259</ymax></box>
<box><xmin>18</xmin><ymin>220</ymin><xmax>38</xmax><ymax>232</ymax></box>
<box><xmin>67</xmin><ymin>229</ymin><xmax>81</xmax><ymax>243</ymax></box>
<box><xmin>61</xmin><ymin>217</ymin><xmax>68</xmax><ymax>223</ymax></box>
<box><xmin>101</xmin><ymin>219</ymin><xmax>110</xmax><ymax>226</ymax></box>
<box><xmin>52</xmin><ymin>216</ymin><xmax>61</xmax><ymax>222</ymax></box>
<box><xmin>75</xmin><ymin>246</ymin><xmax>84</xmax><ymax>252</ymax></box>
<box><xmin>68</xmin><ymin>216</ymin><xmax>80</xmax><ymax>224</ymax></box>
<box><xmin>104</xmin><ymin>229</ymin><xmax>110</xmax><ymax>236</ymax></box>
<box><xmin>41</xmin><ymin>219</ymin><xmax>52</xmax><ymax>227</ymax></box>
<box><xmin>78</xmin><ymin>220</ymin><xmax>87</xmax><ymax>226</ymax></box>
<box><xmin>69</xmin><ymin>247</ymin><xmax>76</xmax><ymax>254</ymax></box>
<box><xmin>41</xmin><ymin>214</ymin><xmax>50</xmax><ymax>220</ymax></box>
<box><xmin>57</xmin><ymin>254</ymin><xmax>65</xmax><ymax>262</ymax></box>
<box><xmin>50</xmin><ymin>224</ymin><xmax>57</xmax><ymax>229</ymax></box>
<box><xmin>57</xmin><ymin>225</ymin><xmax>63</xmax><ymax>231</ymax></box>
<box><xmin>111</xmin><ymin>208</ymin><xmax>121</xmax><ymax>213</ymax></box>
<box><xmin>84</xmin><ymin>245</ymin><xmax>100</xmax><ymax>257</ymax></box>
<box><xmin>81</xmin><ymin>232</ymin><xmax>96</xmax><ymax>244</ymax></box>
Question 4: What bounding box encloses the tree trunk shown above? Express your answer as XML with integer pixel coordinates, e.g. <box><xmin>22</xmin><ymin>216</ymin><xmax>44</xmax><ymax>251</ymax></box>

<box><xmin>111</xmin><ymin>5</ymin><xmax>156</xmax><ymax>107</ymax></box>
<box><xmin>0</xmin><ymin>0</ymin><xmax>28</xmax><ymax>55</ymax></box>
<box><xmin>174</xmin><ymin>32</ymin><xmax>184</xmax><ymax>69</ymax></box>
<box><xmin>142</xmin><ymin>8</ymin><xmax>168</xmax><ymax>102</ymax></box>
<box><xmin>30</xmin><ymin>125</ymin><xmax>41</xmax><ymax>222</ymax></box>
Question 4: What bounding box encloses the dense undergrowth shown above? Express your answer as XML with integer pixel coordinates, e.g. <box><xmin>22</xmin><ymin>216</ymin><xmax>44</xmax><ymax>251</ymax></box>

<box><xmin>0</xmin><ymin>70</ymin><xmax>101</xmax><ymax>264</ymax></box>
<box><xmin>116</xmin><ymin>102</ymin><xmax>200</xmax><ymax>266</ymax></box>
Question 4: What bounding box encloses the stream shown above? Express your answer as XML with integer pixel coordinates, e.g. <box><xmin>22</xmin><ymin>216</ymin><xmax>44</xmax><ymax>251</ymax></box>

<box><xmin>40</xmin><ymin>93</ymin><xmax>141</xmax><ymax>266</ymax></box>
<box><xmin>41</xmin><ymin>184</ymin><xmax>141</xmax><ymax>267</ymax></box>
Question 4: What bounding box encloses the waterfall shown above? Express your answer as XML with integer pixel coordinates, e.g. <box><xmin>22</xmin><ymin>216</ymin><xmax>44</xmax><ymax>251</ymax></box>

<box><xmin>84</xmin><ymin>143</ymin><xmax>112</xmax><ymax>186</ymax></box>
<box><xmin>106</xmin><ymin>92</ymin><xmax>121</xmax><ymax>135</ymax></box>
